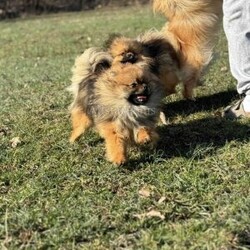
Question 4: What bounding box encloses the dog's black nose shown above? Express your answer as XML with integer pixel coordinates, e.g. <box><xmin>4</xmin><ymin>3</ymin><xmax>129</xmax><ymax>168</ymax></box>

<box><xmin>126</xmin><ymin>52</ymin><xmax>135</xmax><ymax>60</ymax></box>
<box><xmin>122</xmin><ymin>52</ymin><xmax>137</xmax><ymax>63</ymax></box>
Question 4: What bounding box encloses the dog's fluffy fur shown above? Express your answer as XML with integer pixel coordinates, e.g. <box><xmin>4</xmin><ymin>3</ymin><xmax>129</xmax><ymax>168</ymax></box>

<box><xmin>109</xmin><ymin>30</ymin><xmax>181</xmax><ymax>96</ymax></box>
<box><xmin>68</xmin><ymin>48</ymin><xmax>165</xmax><ymax>165</ymax></box>
<box><xmin>153</xmin><ymin>0</ymin><xmax>223</xmax><ymax>99</ymax></box>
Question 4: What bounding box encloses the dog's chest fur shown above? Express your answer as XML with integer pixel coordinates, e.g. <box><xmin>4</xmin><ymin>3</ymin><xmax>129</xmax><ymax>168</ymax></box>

<box><xmin>92</xmin><ymin>96</ymin><xmax>160</xmax><ymax>129</ymax></box>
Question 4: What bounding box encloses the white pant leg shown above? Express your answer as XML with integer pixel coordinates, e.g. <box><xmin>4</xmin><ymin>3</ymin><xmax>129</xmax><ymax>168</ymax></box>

<box><xmin>223</xmin><ymin>0</ymin><xmax>250</xmax><ymax>95</ymax></box>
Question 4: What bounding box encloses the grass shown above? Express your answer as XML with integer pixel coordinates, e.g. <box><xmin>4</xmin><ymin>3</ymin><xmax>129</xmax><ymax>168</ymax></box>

<box><xmin>0</xmin><ymin>5</ymin><xmax>250</xmax><ymax>250</ymax></box>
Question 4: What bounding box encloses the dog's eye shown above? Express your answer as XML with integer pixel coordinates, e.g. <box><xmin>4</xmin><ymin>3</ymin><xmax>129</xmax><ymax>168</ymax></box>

<box><xmin>130</xmin><ymin>82</ymin><xmax>138</xmax><ymax>88</ymax></box>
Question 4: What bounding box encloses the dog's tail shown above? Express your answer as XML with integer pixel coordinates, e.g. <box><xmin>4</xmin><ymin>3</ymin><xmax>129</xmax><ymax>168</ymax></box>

<box><xmin>68</xmin><ymin>47</ymin><xmax>113</xmax><ymax>99</ymax></box>
<box><xmin>71</xmin><ymin>47</ymin><xmax>112</xmax><ymax>86</ymax></box>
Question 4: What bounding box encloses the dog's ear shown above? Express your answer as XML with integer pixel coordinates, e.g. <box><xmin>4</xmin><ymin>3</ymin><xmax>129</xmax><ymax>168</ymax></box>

<box><xmin>93</xmin><ymin>59</ymin><xmax>111</xmax><ymax>74</ymax></box>
<box><xmin>142</xmin><ymin>38</ymin><xmax>169</xmax><ymax>57</ymax></box>
<box><xmin>142</xmin><ymin>38</ymin><xmax>180</xmax><ymax>68</ymax></box>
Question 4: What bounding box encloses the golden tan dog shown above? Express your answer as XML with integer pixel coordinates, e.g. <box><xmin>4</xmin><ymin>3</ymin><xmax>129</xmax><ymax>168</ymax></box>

<box><xmin>153</xmin><ymin>0</ymin><xmax>223</xmax><ymax>99</ymax></box>
<box><xmin>68</xmin><ymin>48</ymin><xmax>165</xmax><ymax>165</ymax></box>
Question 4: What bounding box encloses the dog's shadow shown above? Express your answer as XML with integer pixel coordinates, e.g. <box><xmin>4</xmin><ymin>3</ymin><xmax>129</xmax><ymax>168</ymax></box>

<box><xmin>162</xmin><ymin>89</ymin><xmax>239</xmax><ymax>119</ymax></box>
<box><xmin>123</xmin><ymin>90</ymin><xmax>250</xmax><ymax>170</ymax></box>
<box><xmin>123</xmin><ymin>117</ymin><xmax>250</xmax><ymax>170</ymax></box>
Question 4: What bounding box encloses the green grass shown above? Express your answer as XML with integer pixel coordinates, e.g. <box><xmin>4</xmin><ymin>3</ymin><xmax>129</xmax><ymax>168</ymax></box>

<box><xmin>1</xmin><ymin>5</ymin><xmax>250</xmax><ymax>250</ymax></box>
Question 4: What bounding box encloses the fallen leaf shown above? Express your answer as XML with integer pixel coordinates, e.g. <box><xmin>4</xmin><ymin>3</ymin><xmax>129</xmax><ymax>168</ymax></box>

<box><xmin>220</xmin><ymin>66</ymin><xmax>228</xmax><ymax>72</ymax></box>
<box><xmin>138</xmin><ymin>187</ymin><xmax>151</xmax><ymax>198</ymax></box>
<box><xmin>10</xmin><ymin>137</ymin><xmax>21</xmax><ymax>148</ymax></box>
<box><xmin>134</xmin><ymin>209</ymin><xmax>165</xmax><ymax>220</ymax></box>
<box><xmin>146</xmin><ymin>210</ymin><xmax>165</xmax><ymax>219</ymax></box>
<box><xmin>158</xmin><ymin>196</ymin><xmax>166</xmax><ymax>204</ymax></box>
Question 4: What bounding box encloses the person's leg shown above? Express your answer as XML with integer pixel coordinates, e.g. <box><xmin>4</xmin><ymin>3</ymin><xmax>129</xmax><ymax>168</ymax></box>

<box><xmin>223</xmin><ymin>0</ymin><xmax>250</xmax><ymax>115</ymax></box>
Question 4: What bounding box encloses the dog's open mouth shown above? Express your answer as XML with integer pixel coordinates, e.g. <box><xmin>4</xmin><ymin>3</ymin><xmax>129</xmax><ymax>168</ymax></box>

<box><xmin>128</xmin><ymin>91</ymin><xmax>150</xmax><ymax>105</ymax></box>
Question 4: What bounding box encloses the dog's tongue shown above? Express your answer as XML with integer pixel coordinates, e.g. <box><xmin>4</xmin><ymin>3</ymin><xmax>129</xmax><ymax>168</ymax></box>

<box><xmin>129</xmin><ymin>93</ymin><xmax>149</xmax><ymax>105</ymax></box>
<box><xmin>136</xmin><ymin>95</ymin><xmax>148</xmax><ymax>103</ymax></box>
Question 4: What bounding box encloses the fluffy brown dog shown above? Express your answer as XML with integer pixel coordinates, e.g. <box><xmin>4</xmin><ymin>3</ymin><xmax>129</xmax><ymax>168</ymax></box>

<box><xmin>109</xmin><ymin>30</ymin><xmax>180</xmax><ymax>96</ymax></box>
<box><xmin>68</xmin><ymin>48</ymin><xmax>165</xmax><ymax>165</ymax></box>
<box><xmin>153</xmin><ymin>0</ymin><xmax>223</xmax><ymax>99</ymax></box>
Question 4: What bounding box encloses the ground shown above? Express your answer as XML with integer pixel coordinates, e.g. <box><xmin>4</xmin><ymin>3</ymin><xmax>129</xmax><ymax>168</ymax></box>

<box><xmin>0</xmin><ymin>5</ymin><xmax>250</xmax><ymax>250</ymax></box>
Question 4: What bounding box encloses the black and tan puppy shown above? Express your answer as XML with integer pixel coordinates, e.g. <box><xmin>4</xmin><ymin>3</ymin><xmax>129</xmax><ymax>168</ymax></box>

<box><xmin>108</xmin><ymin>31</ymin><xmax>181</xmax><ymax>97</ymax></box>
<box><xmin>68</xmin><ymin>48</ymin><xmax>165</xmax><ymax>165</ymax></box>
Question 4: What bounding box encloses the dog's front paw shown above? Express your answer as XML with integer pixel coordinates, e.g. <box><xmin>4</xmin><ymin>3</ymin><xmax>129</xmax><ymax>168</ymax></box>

<box><xmin>107</xmin><ymin>153</ymin><xmax>127</xmax><ymax>166</ymax></box>
<box><xmin>135</xmin><ymin>127</ymin><xmax>159</xmax><ymax>146</ymax></box>
<box><xmin>136</xmin><ymin>128</ymin><xmax>151</xmax><ymax>144</ymax></box>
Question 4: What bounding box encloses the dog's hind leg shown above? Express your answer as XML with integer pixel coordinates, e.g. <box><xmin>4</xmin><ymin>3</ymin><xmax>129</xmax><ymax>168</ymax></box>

<box><xmin>160</xmin><ymin>71</ymin><xmax>179</xmax><ymax>96</ymax></box>
<box><xmin>180</xmin><ymin>44</ymin><xmax>208</xmax><ymax>100</ymax></box>
<box><xmin>182</xmin><ymin>65</ymin><xmax>202</xmax><ymax>100</ymax></box>
<box><xmin>69</xmin><ymin>107</ymin><xmax>92</xmax><ymax>143</ymax></box>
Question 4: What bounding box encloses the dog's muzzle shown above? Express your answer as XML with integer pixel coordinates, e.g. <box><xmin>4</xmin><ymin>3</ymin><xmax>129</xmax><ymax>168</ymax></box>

<box><xmin>128</xmin><ymin>85</ymin><xmax>150</xmax><ymax>105</ymax></box>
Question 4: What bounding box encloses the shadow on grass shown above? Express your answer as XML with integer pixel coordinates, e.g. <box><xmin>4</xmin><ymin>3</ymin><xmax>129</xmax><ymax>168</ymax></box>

<box><xmin>122</xmin><ymin>90</ymin><xmax>250</xmax><ymax>170</ymax></box>
<box><xmin>163</xmin><ymin>89</ymin><xmax>239</xmax><ymax>119</ymax></box>
<box><xmin>157</xmin><ymin>116</ymin><xmax>250</xmax><ymax>157</ymax></box>
<box><xmin>123</xmin><ymin>116</ymin><xmax>250</xmax><ymax>170</ymax></box>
